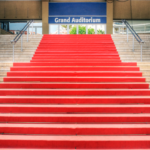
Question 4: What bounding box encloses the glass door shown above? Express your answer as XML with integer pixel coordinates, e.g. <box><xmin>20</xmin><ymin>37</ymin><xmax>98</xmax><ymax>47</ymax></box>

<box><xmin>69</xmin><ymin>25</ymin><xmax>77</xmax><ymax>34</ymax></box>
<box><xmin>50</xmin><ymin>25</ymin><xmax>59</xmax><ymax>34</ymax></box>
<box><xmin>87</xmin><ymin>25</ymin><xmax>95</xmax><ymax>34</ymax></box>
<box><xmin>97</xmin><ymin>25</ymin><xmax>105</xmax><ymax>34</ymax></box>
<box><xmin>78</xmin><ymin>25</ymin><xmax>86</xmax><ymax>34</ymax></box>
<box><xmin>60</xmin><ymin>25</ymin><xmax>67</xmax><ymax>34</ymax></box>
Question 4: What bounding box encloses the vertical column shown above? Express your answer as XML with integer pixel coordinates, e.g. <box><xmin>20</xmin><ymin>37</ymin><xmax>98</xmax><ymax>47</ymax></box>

<box><xmin>0</xmin><ymin>23</ymin><xmax>1</xmax><ymax>34</ymax></box>
<box><xmin>32</xmin><ymin>22</ymin><xmax>33</xmax><ymax>35</ymax></box>
<box><xmin>127</xmin><ymin>28</ymin><xmax>128</xmax><ymax>42</ymax></box>
<box><xmin>105</xmin><ymin>25</ymin><xmax>106</xmax><ymax>34</ymax></box>
<box><xmin>77</xmin><ymin>25</ymin><xmax>78</xmax><ymax>34</ymax></box>
<box><xmin>21</xmin><ymin>36</ymin><xmax>23</xmax><ymax>52</ymax></box>
<box><xmin>13</xmin><ymin>44</ymin><xmax>15</xmax><ymax>62</ymax></box>
<box><xmin>27</xmin><ymin>27</ymin><xmax>29</xmax><ymax>42</ymax></box>
<box><xmin>95</xmin><ymin>25</ymin><xmax>97</xmax><ymax>34</ymax></box>
<box><xmin>35</xmin><ymin>27</ymin><xmax>37</xmax><ymax>35</ymax></box>
<box><xmin>49</xmin><ymin>25</ymin><xmax>51</xmax><ymax>34</ymax></box>
<box><xmin>133</xmin><ymin>35</ymin><xmax>134</xmax><ymax>52</ymax></box>
<box><xmin>86</xmin><ymin>25</ymin><xmax>88</xmax><ymax>34</ymax></box>
<box><xmin>106</xmin><ymin>1</ymin><xmax>113</xmax><ymax>34</ymax></box>
<box><xmin>58</xmin><ymin>25</ymin><xmax>60</xmax><ymax>34</ymax></box>
<box><xmin>7</xmin><ymin>22</ymin><xmax>9</xmax><ymax>32</ymax></box>
<box><xmin>42</xmin><ymin>0</ymin><xmax>49</xmax><ymax>34</ymax></box>
<box><xmin>67</xmin><ymin>25</ymin><xmax>69</xmax><ymax>34</ymax></box>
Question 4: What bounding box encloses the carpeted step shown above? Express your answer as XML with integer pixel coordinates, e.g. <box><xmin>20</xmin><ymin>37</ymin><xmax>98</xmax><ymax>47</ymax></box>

<box><xmin>7</xmin><ymin>71</ymin><xmax>143</xmax><ymax>77</ymax></box>
<box><xmin>36</xmin><ymin>48</ymin><xmax>117</xmax><ymax>51</ymax></box>
<box><xmin>0</xmin><ymin>104</ymin><xmax>150</xmax><ymax>113</ymax></box>
<box><xmin>13</xmin><ymin>62</ymin><xmax>137</xmax><ymax>66</ymax></box>
<box><xmin>30</xmin><ymin>59</ymin><xmax>122</xmax><ymax>62</ymax></box>
<box><xmin>0</xmin><ymin>96</ymin><xmax>149</xmax><ymax>104</ymax></box>
<box><xmin>34</xmin><ymin>51</ymin><xmax>119</xmax><ymax>55</ymax></box>
<box><xmin>10</xmin><ymin>66</ymin><xmax>139</xmax><ymax>71</ymax></box>
<box><xmin>1</xmin><ymin>135</ymin><xmax>149</xmax><ymax>148</ymax></box>
<box><xmin>1</xmin><ymin>89</ymin><xmax>150</xmax><ymax>96</ymax></box>
<box><xmin>0</xmin><ymin>123</ymin><xmax>150</xmax><ymax>135</ymax></box>
<box><xmin>0</xmin><ymin>82</ymin><xmax>148</xmax><ymax>89</ymax></box>
<box><xmin>4</xmin><ymin>77</ymin><xmax>145</xmax><ymax>82</ymax></box>
<box><xmin>1</xmin><ymin>149</ymin><xmax>150</xmax><ymax>150</ymax></box>
<box><xmin>0</xmin><ymin>113</ymin><xmax>150</xmax><ymax>123</ymax></box>
<box><xmin>32</xmin><ymin>56</ymin><xmax>120</xmax><ymax>59</ymax></box>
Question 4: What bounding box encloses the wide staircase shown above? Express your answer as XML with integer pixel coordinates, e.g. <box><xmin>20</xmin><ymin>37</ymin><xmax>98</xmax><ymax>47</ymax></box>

<box><xmin>0</xmin><ymin>34</ymin><xmax>150</xmax><ymax>149</ymax></box>
<box><xmin>0</xmin><ymin>35</ymin><xmax>42</xmax><ymax>82</ymax></box>
<box><xmin>112</xmin><ymin>34</ymin><xmax>150</xmax><ymax>86</ymax></box>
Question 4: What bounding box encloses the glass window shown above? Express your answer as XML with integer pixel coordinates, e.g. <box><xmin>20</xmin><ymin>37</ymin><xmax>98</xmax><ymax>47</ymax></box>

<box><xmin>97</xmin><ymin>25</ymin><xmax>105</xmax><ymax>34</ymax></box>
<box><xmin>29</xmin><ymin>27</ymin><xmax>35</xmax><ymax>35</ymax></box>
<box><xmin>60</xmin><ymin>25</ymin><xmax>67</xmax><ymax>34</ymax></box>
<box><xmin>69</xmin><ymin>25</ymin><xmax>77</xmax><ymax>34</ymax></box>
<box><xmin>78</xmin><ymin>25</ymin><xmax>86</xmax><ymax>34</ymax></box>
<box><xmin>87</xmin><ymin>25</ymin><xmax>95</xmax><ymax>34</ymax></box>
<box><xmin>9</xmin><ymin>21</ymin><xmax>42</xmax><ymax>35</ymax></box>
<box><xmin>50</xmin><ymin>25</ymin><xmax>59</xmax><ymax>34</ymax></box>
<box><xmin>37</xmin><ymin>28</ymin><xmax>42</xmax><ymax>35</ymax></box>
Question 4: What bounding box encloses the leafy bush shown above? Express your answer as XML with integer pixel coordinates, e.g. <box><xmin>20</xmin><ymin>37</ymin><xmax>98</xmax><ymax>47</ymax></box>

<box><xmin>69</xmin><ymin>26</ymin><xmax>77</xmax><ymax>34</ymax></box>
<box><xmin>78</xmin><ymin>25</ymin><xmax>86</xmax><ymax>34</ymax></box>
<box><xmin>69</xmin><ymin>26</ymin><xmax>105</xmax><ymax>34</ymax></box>
<box><xmin>97</xmin><ymin>29</ymin><xmax>105</xmax><ymax>34</ymax></box>
<box><xmin>88</xmin><ymin>28</ymin><xmax>95</xmax><ymax>34</ymax></box>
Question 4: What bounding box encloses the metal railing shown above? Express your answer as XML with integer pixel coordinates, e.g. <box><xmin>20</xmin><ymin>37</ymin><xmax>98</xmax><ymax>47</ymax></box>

<box><xmin>10</xmin><ymin>20</ymin><xmax>34</xmax><ymax>62</ymax></box>
<box><xmin>122</xmin><ymin>20</ymin><xmax>144</xmax><ymax>61</ymax></box>
<box><xmin>113</xmin><ymin>22</ymin><xmax>150</xmax><ymax>34</ymax></box>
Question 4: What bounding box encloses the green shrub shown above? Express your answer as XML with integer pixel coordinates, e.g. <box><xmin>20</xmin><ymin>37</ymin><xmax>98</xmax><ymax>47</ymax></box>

<box><xmin>88</xmin><ymin>28</ymin><xmax>95</xmax><ymax>34</ymax></box>
<box><xmin>78</xmin><ymin>25</ymin><xmax>86</xmax><ymax>34</ymax></box>
<box><xmin>69</xmin><ymin>26</ymin><xmax>105</xmax><ymax>34</ymax></box>
<box><xmin>69</xmin><ymin>26</ymin><xmax>77</xmax><ymax>34</ymax></box>
<box><xmin>97</xmin><ymin>29</ymin><xmax>105</xmax><ymax>34</ymax></box>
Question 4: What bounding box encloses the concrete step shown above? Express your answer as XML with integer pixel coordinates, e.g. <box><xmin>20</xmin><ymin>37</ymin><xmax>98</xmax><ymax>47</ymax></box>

<box><xmin>0</xmin><ymin>77</ymin><xmax>3</xmax><ymax>82</ymax></box>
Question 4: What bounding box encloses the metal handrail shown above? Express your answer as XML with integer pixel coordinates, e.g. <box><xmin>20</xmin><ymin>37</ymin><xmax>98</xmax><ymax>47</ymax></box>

<box><xmin>122</xmin><ymin>20</ymin><xmax>144</xmax><ymax>43</ymax></box>
<box><xmin>13</xmin><ymin>21</ymin><xmax>31</xmax><ymax>41</ymax></box>
<box><xmin>122</xmin><ymin>19</ymin><xmax>144</xmax><ymax>61</ymax></box>
<box><xmin>11</xmin><ymin>20</ymin><xmax>33</xmax><ymax>44</ymax></box>
<box><xmin>10</xmin><ymin>20</ymin><xmax>34</xmax><ymax>62</ymax></box>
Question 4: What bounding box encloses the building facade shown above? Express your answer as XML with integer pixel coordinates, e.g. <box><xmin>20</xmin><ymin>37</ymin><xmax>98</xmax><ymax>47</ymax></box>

<box><xmin>0</xmin><ymin>0</ymin><xmax>149</xmax><ymax>34</ymax></box>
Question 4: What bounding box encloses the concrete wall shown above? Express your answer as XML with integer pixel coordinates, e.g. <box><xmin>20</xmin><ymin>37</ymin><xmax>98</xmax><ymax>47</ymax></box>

<box><xmin>0</xmin><ymin>23</ymin><xmax>1</xmax><ymax>34</ymax></box>
<box><xmin>49</xmin><ymin>0</ymin><xmax>105</xmax><ymax>2</ymax></box>
<box><xmin>0</xmin><ymin>1</ymin><xmax>42</xmax><ymax>19</ymax></box>
<box><xmin>107</xmin><ymin>2</ymin><xmax>113</xmax><ymax>34</ymax></box>
<box><xmin>1</xmin><ymin>0</ymin><xmax>150</xmax><ymax>34</ymax></box>
<box><xmin>114</xmin><ymin>0</ymin><xmax>150</xmax><ymax>20</ymax></box>
<box><xmin>1</xmin><ymin>0</ymin><xmax>150</xmax><ymax>20</ymax></box>
<box><xmin>42</xmin><ymin>0</ymin><xmax>49</xmax><ymax>34</ymax></box>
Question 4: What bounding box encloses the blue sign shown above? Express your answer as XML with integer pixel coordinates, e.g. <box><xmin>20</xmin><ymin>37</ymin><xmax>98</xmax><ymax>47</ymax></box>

<box><xmin>49</xmin><ymin>2</ymin><xmax>107</xmax><ymax>24</ymax></box>
<box><xmin>49</xmin><ymin>17</ymin><xmax>106</xmax><ymax>24</ymax></box>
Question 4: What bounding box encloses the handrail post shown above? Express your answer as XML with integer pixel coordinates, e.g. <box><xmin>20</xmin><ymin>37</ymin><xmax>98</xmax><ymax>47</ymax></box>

<box><xmin>27</xmin><ymin>27</ymin><xmax>29</xmax><ymax>42</ymax></box>
<box><xmin>10</xmin><ymin>20</ymin><xmax>34</xmax><ymax>55</ymax></box>
<box><xmin>32</xmin><ymin>22</ymin><xmax>33</xmax><ymax>35</ymax></box>
<box><xmin>13</xmin><ymin>43</ymin><xmax>14</xmax><ymax>62</ymax></box>
<box><xmin>141</xmin><ymin>44</ymin><xmax>143</xmax><ymax>62</ymax></box>
<box><xmin>21</xmin><ymin>35</ymin><xmax>23</xmax><ymax>52</ymax></box>
<box><xmin>127</xmin><ymin>28</ymin><xmax>128</xmax><ymax>42</ymax></box>
<box><xmin>133</xmin><ymin>35</ymin><xmax>134</xmax><ymax>52</ymax></box>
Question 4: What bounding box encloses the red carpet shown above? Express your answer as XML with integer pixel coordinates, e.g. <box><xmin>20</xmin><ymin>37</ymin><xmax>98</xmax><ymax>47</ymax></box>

<box><xmin>0</xmin><ymin>34</ymin><xmax>150</xmax><ymax>149</ymax></box>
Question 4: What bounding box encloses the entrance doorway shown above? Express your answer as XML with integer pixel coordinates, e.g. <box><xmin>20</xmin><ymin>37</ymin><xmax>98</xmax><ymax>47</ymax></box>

<box><xmin>49</xmin><ymin>24</ymin><xmax>106</xmax><ymax>34</ymax></box>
